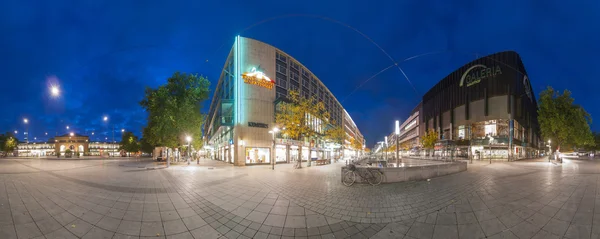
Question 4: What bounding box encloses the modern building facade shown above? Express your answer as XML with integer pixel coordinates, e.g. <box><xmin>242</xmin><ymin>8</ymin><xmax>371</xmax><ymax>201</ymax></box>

<box><xmin>422</xmin><ymin>51</ymin><xmax>542</xmax><ymax>159</ymax></box>
<box><xmin>204</xmin><ymin>36</ymin><xmax>364</xmax><ymax>166</ymax></box>
<box><xmin>390</xmin><ymin>51</ymin><xmax>542</xmax><ymax>160</ymax></box>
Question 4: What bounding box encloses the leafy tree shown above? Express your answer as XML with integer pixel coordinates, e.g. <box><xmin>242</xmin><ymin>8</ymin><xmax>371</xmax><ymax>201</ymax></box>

<box><xmin>120</xmin><ymin>131</ymin><xmax>140</xmax><ymax>154</ymax></box>
<box><xmin>538</xmin><ymin>86</ymin><xmax>594</xmax><ymax>152</ymax></box>
<box><xmin>421</xmin><ymin>129</ymin><xmax>438</xmax><ymax>156</ymax></box>
<box><xmin>0</xmin><ymin>132</ymin><xmax>16</xmax><ymax>152</ymax></box>
<box><xmin>65</xmin><ymin>149</ymin><xmax>72</xmax><ymax>157</ymax></box>
<box><xmin>3</xmin><ymin>136</ymin><xmax>17</xmax><ymax>153</ymax></box>
<box><xmin>324</xmin><ymin>125</ymin><xmax>347</xmax><ymax>159</ymax></box>
<box><xmin>140</xmin><ymin>72</ymin><xmax>210</xmax><ymax>154</ymax></box>
<box><xmin>350</xmin><ymin>137</ymin><xmax>363</xmax><ymax>157</ymax></box>
<box><xmin>276</xmin><ymin>90</ymin><xmax>330</xmax><ymax>168</ymax></box>
<box><xmin>139</xmin><ymin>137</ymin><xmax>154</xmax><ymax>154</ymax></box>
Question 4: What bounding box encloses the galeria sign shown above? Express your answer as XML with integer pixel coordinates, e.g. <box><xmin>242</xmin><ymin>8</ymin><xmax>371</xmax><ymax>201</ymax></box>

<box><xmin>242</xmin><ymin>67</ymin><xmax>275</xmax><ymax>90</ymax></box>
<box><xmin>459</xmin><ymin>64</ymin><xmax>502</xmax><ymax>87</ymax></box>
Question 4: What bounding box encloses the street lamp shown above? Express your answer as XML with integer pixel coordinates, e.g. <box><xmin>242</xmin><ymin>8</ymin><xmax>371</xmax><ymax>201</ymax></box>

<box><xmin>186</xmin><ymin>136</ymin><xmax>192</xmax><ymax>165</ymax></box>
<box><xmin>23</xmin><ymin>118</ymin><xmax>29</xmax><ymax>143</ymax></box>
<box><xmin>70</xmin><ymin>132</ymin><xmax>74</xmax><ymax>137</ymax></box>
<box><xmin>50</xmin><ymin>86</ymin><xmax>60</xmax><ymax>97</ymax></box>
<box><xmin>121</xmin><ymin>129</ymin><xmax>125</xmax><ymax>133</ymax></box>
<box><xmin>384</xmin><ymin>136</ymin><xmax>388</xmax><ymax>162</ymax></box>
<box><xmin>548</xmin><ymin>139</ymin><xmax>552</xmax><ymax>162</ymax></box>
<box><xmin>269</xmin><ymin>127</ymin><xmax>279</xmax><ymax>170</ymax></box>
<box><xmin>395</xmin><ymin>120</ymin><xmax>400</xmax><ymax>167</ymax></box>
<box><xmin>103</xmin><ymin>116</ymin><xmax>115</xmax><ymax>156</ymax></box>
<box><xmin>488</xmin><ymin>135</ymin><xmax>494</xmax><ymax>164</ymax></box>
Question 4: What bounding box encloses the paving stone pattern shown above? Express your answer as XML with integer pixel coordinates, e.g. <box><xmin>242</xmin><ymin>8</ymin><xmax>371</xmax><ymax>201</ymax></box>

<box><xmin>0</xmin><ymin>157</ymin><xmax>599</xmax><ymax>238</ymax></box>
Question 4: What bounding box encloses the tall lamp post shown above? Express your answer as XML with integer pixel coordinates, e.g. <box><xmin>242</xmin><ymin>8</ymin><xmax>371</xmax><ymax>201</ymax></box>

<box><xmin>395</xmin><ymin>120</ymin><xmax>400</xmax><ymax>167</ymax></box>
<box><xmin>547</xmin><ymin>139</ymin><xmax>552</xmax><ymax>162</ymax></box>
<box><xmin>269</xmin><ymin>127</ymin><xmax>279</xmax><ymax>170</ymax></box>
<box><xmin>488</xmin><ymin>135</ymin><xmax>494</xmax><ymax>164</ymax></box>
<box><xmin>23</xmin><ymin>118</ymin><xmax>29</xmax><ymax>143</ymax></box>
<box><xmin>103</xmin><ymin>116</ymin><xmax>116</xmax><ymax>156</ymax></box>
<box><xmin>384</xmin><ymin>136</ymin><xmax>388</xmax><ymax>162</ymax></box>
<box><xmin>186</xmin><ymin>136</ymin><xmax>192</xmax><ymax>165</ymax></box>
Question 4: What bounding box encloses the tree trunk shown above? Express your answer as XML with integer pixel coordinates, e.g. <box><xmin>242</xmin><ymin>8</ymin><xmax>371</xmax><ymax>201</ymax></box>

<box><xmin>297</xmin><ymin>145</ymin><xmax>303</xmax><ymax>169</ymax></box>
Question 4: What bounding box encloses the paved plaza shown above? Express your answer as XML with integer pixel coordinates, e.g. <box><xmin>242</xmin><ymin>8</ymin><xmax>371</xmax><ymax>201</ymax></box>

<box><xmin>0</xmin><ymin>157</ymin><xmax>599</xmax><ymax>238</ymax></box>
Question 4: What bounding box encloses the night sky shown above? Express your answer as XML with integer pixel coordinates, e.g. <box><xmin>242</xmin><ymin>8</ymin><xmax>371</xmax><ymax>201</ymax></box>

<box><xmin>1</xmin><ymin>0</ymin><xmax>599</xmax><ymax>147</ymax></box>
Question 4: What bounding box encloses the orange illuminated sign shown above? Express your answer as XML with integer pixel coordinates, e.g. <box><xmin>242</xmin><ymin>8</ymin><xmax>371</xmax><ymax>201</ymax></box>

<box><xmin>242</xmin><ymin>67</ymin><xmax>275</xmax><ymax>90</ymax></box>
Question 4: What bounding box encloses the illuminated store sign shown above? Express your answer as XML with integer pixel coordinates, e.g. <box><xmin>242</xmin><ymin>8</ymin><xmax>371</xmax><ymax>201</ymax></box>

<box><xmin>459</xmin><ymin>64</ymin><xmax>502</xmax><ymax>87</ymax></box>
<box><xmin>242</xmin><ymin>67</ymin><xmax>275</xmax><ymax>89</ymax></box>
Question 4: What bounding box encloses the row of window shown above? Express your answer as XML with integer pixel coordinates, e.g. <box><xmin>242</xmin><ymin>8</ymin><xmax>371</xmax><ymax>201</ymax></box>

<box><xmin>275</xmin><ymin>52</ymin><xmax>342</xmax><ymax>125</ymax></box>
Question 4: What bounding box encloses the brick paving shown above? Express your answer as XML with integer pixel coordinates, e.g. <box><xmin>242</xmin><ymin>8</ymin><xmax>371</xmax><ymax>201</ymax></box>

<box><xmin>0</xmin><ymin>156</ymin><xmax>599</xmax><ymax>238</ymax></box>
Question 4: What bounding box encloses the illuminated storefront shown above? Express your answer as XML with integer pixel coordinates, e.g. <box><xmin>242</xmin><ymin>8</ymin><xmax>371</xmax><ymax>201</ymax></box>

<box><xmin>16</xmin><ymin>134</ymin><xmax>120</xmax><ymax>157</ymax></box>
<box><xmin>204</xmin><ymin>36</ymin><xmax>364</xmax><ymax>166</ymax></box>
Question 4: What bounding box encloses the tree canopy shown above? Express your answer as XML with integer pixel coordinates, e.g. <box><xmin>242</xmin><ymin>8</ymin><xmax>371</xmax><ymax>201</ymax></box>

<box><xmin>139</xmin><ymin>137</ymin><xmax>154</xmax><ymax>154</ymax></box>
<box><xmin>120</xmin><ymin>131</ymin><xmax>140</xmax><ymax>153</ymax></box>
<box><xmin>276</xmin><ymin>90</ymin><xmax>330</xmax><ymax>141</ymax></box>
<box><xmin>140</xmin><ymin>72</ymin><xmax>210</xmax><ymax>149</ymax></box>
<box><xmin>350</xmin><ymin>137</ymin><xmax>363</xmax><ymax>151</ymax></box>
<box><xmin>421</xmin><ymin>129</ymin><xmax>438</xmax><ymax>150</ymax></box>
<box><xmin>324</xmin><ymin>125</ymin><xmax>347</xmax><ymax>146</ymax></box>
<box><xmin>538</xmin><ymin>86</ymin><xmax>594</xmax><ymax>151</ymax></box>
<box><xmin>0</xmin><ymin>132</ymin><xmax>18</xmax><ymax>153</ymax></box>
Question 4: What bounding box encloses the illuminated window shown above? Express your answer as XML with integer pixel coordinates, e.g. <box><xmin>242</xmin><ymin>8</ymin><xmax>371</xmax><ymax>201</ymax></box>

<box><xmin>484</xmin><ymin>122</ymin><xmax>497</xmax><ymax>136</ymax></box>
<box><xmin>458</xmin><ymin>125</ymin><xmax>465</xmax><ymax>139</ymax></box>
<box><xmin>245</xmin><ymin>147</ymin><xmax>270</xmax><ymax>164</ymax></box>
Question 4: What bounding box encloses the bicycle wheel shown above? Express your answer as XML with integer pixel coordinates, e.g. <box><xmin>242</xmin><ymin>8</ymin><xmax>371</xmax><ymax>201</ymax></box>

<box><xmin>342</xmin><ymin>171</ymin><xmax>356</xmax><ymax>186</ymax></box>
<box><xmin>367</xmin><ymin>170</ymin><xmax>383</xmax><ymax>185</ymax></box>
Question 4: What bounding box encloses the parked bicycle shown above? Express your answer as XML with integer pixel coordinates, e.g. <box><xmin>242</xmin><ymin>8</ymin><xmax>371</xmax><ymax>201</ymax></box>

<box><xmin>342</xmin><ymin>164</ymin><xmax>383</xmax><ymax>186</ymax></box>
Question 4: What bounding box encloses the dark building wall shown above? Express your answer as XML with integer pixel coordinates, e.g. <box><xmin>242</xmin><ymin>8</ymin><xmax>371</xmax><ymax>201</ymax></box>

<box><xmin>419</xmin><ymin>51</ymin><xmax>540</xmax><ymax>145</ymax></box>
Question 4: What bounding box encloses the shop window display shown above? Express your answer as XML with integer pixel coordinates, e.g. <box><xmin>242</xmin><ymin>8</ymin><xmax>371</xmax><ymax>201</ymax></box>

<box><xmin>245</xmin><ymin>147</ymin><xmax>270</xmax><ymax>164</ymax></box>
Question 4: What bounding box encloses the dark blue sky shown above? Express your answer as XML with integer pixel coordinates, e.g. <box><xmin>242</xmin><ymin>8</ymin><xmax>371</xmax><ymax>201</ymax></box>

<box><xmin>1</xmin><ymin>0</ymin><xmax>599</xmax><ymax>146</ymax></box>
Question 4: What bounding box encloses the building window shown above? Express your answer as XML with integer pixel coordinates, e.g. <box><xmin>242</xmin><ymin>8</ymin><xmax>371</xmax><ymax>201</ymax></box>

<box><xmin>276</xmin><ymin>52</ymin><xmax>287</xmax><ymax>63</ymax></box>
<box><xmin>276</xmin><ymin>64</ymin><xmax>287</xmax><ymax>75</ymax></box>
<box><xmin>276</xmin><ymin>74</ymin><xmax>287</xmax><ymax>88</ymax></box>
<box><xmin>290</xmin><ymin>71</ymin><xmax>299</xmax><ymax>82</ymax></box>
<box><xmin>291</xmin><ymin>62</ymin><xmax>299</xmax><ymax>70</ymax></box>
<box><xmin>302</xmin><ymin>68</ymin><xmax>310</xmax><ymax>77</ymax></box>
<box><xmin>484</xmin><ymin>120</ymin><xmax>497</xmax><ymax>137</ymax></box>
<box><xmin>458</xmin><ymin>125</ymin><xmax>465</xmax><ymax>139</ymax></box>
<box><xmin>245</xmin><ymin>147</ymin><xmax>270</xmax><ymax>164</ymax></box>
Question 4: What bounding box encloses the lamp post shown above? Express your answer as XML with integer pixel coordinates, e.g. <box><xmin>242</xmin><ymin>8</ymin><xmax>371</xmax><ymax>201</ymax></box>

<box><xmin>23</xmin><ymin>118</ymin><xmax>29</xmax><ymax>143</ymax></box>
<box><xmin>488</xmin><ymin>135</ymin><xmax>494</xmax><ymax>164</ymax></box>
<box><xmin>186</xmin><ymin>136</ymin><xmax>192</xmax><ymax>165</ymax></box>
<box><xmin>548</xmin><ymin>139</ymin><xmax>552</xmax><ymax>162</ymax></box>
<box><xmin>384</xmin><ymin>136</ymin><xmax>388</xmax><ymax>162</ymax></box>
<box><xmin>50</xmin><ymin>86</ymin><xmax>60</xmax><ymax>97</ymax></box>
<box><xmin>103</xmin><ymin>116</ymin><xmax>116</xmax><ymax>156</ymax></box>
<box><xmin>395</xmin><ymin>120</ymin><xmax>400</xmax><ymax>167</ymax></box>
<box><xmin>269</xmin><ymin>127</ymin><xmax>279</xmax><ymax>170</ymax></box>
